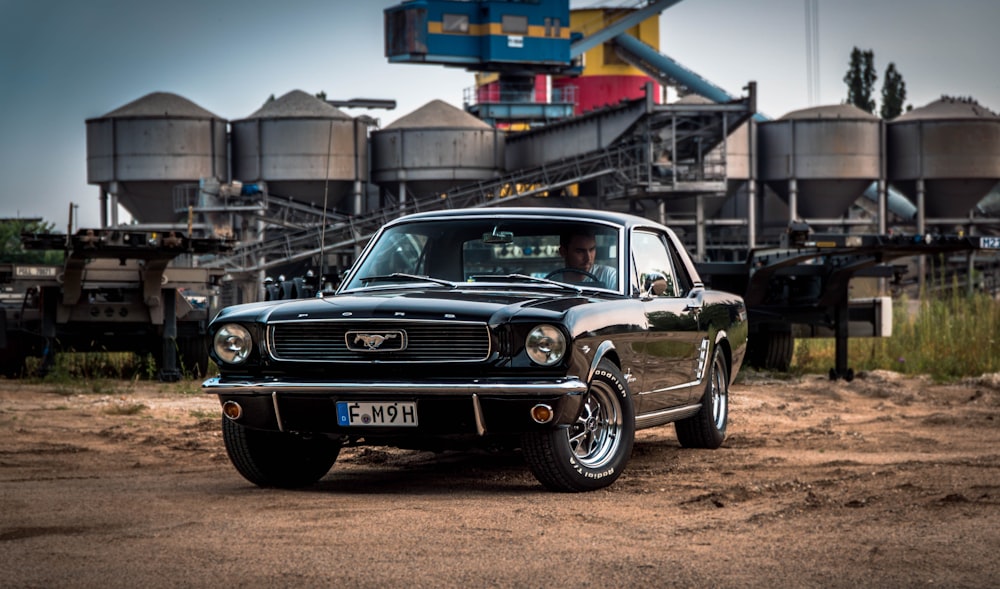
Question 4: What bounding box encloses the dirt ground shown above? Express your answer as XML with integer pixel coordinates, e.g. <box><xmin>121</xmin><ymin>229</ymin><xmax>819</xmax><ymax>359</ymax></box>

<box><xmin>1</xmin><ymin>370</ymin><xmax>998</xmax><ymax>588</ymax></box>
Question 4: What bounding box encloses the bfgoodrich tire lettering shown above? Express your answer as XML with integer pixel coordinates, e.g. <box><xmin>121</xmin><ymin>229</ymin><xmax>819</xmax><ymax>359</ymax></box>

<box><xmin>222</xmin><ymin>418</ymin><xmax>340</xmax><ymax>488</ymax></box>
<box><xmin>522</xmin><ymin>359</ymin><xmax>635</xmax><ymax>492</ymax></box>
<box><xmin>675</xmin><ymin>344</ymin><xmax>729</xmax><ymax>449</ymax></box>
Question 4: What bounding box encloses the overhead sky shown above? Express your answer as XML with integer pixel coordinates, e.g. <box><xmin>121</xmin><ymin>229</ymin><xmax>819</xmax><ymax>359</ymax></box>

<box><xmin>1</xmin><ymin>0</ymin><xmax>997</xmax><ymax>228</ymax></box>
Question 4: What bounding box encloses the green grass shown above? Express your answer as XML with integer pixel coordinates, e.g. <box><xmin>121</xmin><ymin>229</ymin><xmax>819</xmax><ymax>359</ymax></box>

<box><xmin>103</xmin><ymin>402</ymin><xmax>148</xmax><ymax>416</ymax></box>
<box><xmin>24</xmin><ymin>349</ymin><xmax>216</xmax><ymax>388</ymax></box>
<box><xmin>794</xmin><ymin>288</ymin><xmax>1000</xmax><ymax>381</ymax></box>
<box><xmin>189</xmin><ymin>409</ymin><xmax>218</xmax><ymax>420</ymax></box>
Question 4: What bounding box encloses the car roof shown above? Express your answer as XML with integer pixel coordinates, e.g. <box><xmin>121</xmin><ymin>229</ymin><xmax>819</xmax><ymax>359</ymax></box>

<box><xmin>385</xmin><ymin>207</ymin><xmax>666</xmax><ymax>231</ymax></box>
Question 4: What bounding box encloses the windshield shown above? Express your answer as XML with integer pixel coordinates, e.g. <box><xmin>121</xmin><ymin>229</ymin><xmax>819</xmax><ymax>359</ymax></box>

<box><xmin>341</xmin><ymin>217</ymin><xmax>622</xmax><ymax>293</ymax></box>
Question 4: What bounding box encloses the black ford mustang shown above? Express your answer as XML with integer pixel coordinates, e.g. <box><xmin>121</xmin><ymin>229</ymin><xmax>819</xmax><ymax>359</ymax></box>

<box><xmin>204</xmin><ymin>208</ymin><xmax>748</xmax><ymax>492</ymax></box>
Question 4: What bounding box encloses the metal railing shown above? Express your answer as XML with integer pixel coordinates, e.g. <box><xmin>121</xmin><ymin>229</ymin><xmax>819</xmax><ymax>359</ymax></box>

<box><xmin>211</xmin><ymin>144</ymin><xmax>647</xmax><ymax>272</ymax></box>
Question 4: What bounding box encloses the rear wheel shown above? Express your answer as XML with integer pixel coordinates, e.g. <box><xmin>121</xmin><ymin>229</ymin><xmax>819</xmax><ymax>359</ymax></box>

<box><xmin>522</xmin><ymin>360</ymin><xmax>635</xmax><ymax>492</ymax></box>
<box><xmin>177</xmin><ymin>336</ymin><xmax>209</xmax><ymax>378</ymax></box>
<box><xmin>675</xmin><ymin>344</ymin><xmax>729</xmax><ymax>449</ymax></box>
<box><xmin>222</xmin><ymin>418</ymin><xmax>341</xmax><ymax>488</ymax></box>
<box><xmin>746</xmin><ymin>327</ymin><xmax>793</xmax><ymax>371</ymax></box>
<box><xmin>0</xmin><ymin>345</ymin><xmax>27</xmax><ymax>378</ymax></box>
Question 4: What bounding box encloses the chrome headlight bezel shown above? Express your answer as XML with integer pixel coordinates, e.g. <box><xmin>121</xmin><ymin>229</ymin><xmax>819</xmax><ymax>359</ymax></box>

<box><xmin>525</xmin><ymin>324</ymin><xmax>566</xmax><ymax>366</ymax></box>
<box><xmin>213</xmin><ymin>323</ymin><xmax>252</xmax><ymax>364</ymax></box>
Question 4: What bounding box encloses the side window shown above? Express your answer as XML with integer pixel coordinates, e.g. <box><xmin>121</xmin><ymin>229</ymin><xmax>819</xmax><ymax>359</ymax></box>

<box><xmin>501</xmin><ymin>14</ymin><xmax>528</xmax><ymax>34</ymax></box>
<box><xmin>631</xmin><ymin>230</ymin><xmax>681</xmax><ymax>297</ymax></box>
<box><xmin>442</xmin><ymin>13</ymin><xmax>469</xmax><ymax>34</ymax></box>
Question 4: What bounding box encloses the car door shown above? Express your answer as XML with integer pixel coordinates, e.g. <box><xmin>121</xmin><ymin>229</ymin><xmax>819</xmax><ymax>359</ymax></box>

<box><xmin>631</xmin><ymin>229</ymin><xmax>707</xmax><ymax>413</ymax></box>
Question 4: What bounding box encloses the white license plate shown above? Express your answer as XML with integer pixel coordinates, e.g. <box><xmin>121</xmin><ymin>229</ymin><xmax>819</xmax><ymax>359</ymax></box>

<box><xmin>982</xmin><ymin>236</ymin><xmax>1000</xmax><ymax>250</ymax></box>
<box><xmin>336</xmin><ymin>401</ymin><xmax>418</xmax><ymax>427</ymax></box>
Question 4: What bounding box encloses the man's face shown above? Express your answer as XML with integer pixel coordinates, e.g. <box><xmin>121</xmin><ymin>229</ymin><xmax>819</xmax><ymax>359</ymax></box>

<box><xmin>561</xmin><ymin>234</ymin><xmax>597</xmax><ymax>272</ymax></box>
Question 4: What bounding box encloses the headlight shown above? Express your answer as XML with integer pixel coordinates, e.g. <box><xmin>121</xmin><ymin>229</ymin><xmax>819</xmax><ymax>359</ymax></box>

<box><xmin>213</xmin><ymin>323</ymin><xmax>252</xmax><ymax>364</ymax></box>
<box><xmin>525</xmin><ymin>324</ymin><xmax>566</xmax><ymax>366</ymax></box>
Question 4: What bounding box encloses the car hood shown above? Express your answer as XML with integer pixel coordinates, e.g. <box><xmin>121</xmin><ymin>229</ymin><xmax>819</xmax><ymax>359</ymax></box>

<box><xmin>212</xmin><ymin>288</ymin><xmax>606</xmax><ymax>325</ymax></box>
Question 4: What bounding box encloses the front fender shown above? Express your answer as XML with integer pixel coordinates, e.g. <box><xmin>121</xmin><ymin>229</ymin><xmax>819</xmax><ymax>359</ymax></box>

<box><xmin>587</xmin><ymin>340</ymin><xmax>618</xmax><ymax>383</ymax></box>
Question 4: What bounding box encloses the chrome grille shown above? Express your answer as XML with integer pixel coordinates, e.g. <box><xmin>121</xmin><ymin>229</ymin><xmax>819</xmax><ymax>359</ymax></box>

<box><xmin>268</xmin><ymin>320</ymin><xmax>491</xmax><ymax>362</ymax></box>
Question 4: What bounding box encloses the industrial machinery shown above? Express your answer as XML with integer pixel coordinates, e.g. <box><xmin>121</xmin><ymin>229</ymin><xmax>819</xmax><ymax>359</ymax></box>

<box><xmin>0</xmin><ymin>228</ymin><xmax>230</xmax><ymax>380</ymax></box>
<box><xmin>381</xmin><ymin>0</ymin><xmax>1000</xmax><ymax>379</ymax></box>
<box><xmin>18</xmin><ymin>0</ymin><xmax>992</xmax><ymax>383</ymax></box>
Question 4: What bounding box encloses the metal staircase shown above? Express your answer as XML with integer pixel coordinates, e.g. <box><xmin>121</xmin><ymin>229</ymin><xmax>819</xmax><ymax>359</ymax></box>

<box><xmin>211</xmin><ymin>144</ymin><xmax>644</xmax><ymax>272</ymax></box>
<box><xmin>210</xmin><ymin>90</ymin><xmax>757</xmax><ymax>274</ymax></box>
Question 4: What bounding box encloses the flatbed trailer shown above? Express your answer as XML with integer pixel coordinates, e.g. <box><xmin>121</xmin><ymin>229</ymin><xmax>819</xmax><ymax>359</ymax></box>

<box><xmin>0</xmin><ymin>228</ymin><xmax>230</xmax><ymax>381</ymax></box>
<box><xmin>698</xmin><ymin>231</ymin><xmax>999</xmax><ymax>380</ymax></box>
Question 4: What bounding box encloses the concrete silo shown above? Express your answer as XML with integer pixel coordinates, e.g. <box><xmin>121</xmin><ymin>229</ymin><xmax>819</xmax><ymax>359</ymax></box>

<box><xmin>887</xmin><ymin>97</ymin><xmax>1000</xmax><ymax>221</ymax></box>
<box><xmin>370</xmin><ymin>100</ymin><xmax>504</xmax><ymax>202</ymax></box>
<box><xmin>230</xmin><ymin>90</ymin><xmax>369</xmax><ymax>213</ymax></box>
<box><xmin>86</xmin><ymin>92</ymin><xmax>228</xmax><ymax>225</ymax></box>
<box><xmin>758</xmin><ymin>104</ymin><xmax>883</xmax><ymax>222</ymax></box>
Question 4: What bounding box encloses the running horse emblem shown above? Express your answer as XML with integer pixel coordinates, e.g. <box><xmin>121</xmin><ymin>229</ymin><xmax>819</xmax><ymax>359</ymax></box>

<box><xmin>353</xmin><ymin>332</ymin><xmax>399</xmax><ymax>350</ymax></box>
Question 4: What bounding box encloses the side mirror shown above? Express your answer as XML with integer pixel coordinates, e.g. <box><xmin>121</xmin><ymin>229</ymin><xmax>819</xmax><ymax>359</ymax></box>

<box><xmin>642</xmin><ymin>272</ymin><xmax>669</xmax><ymax>297</ymax></box>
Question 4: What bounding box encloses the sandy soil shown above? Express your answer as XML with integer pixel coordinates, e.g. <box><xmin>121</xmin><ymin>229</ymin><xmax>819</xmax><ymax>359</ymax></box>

<box><xmin>1</xmin><ymin>371</ymin><xmax>999</xmax><ymax>588</ymax></box>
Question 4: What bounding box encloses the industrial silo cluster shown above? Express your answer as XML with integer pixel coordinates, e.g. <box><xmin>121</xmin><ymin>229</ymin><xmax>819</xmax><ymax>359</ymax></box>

<box><xmin>84</xmin><ymin>88</ymin><xmax>999</xmax><ymax>271</ymax></box>
<box><xmin>86</xmin><ymin>90</ymin><xmax>506</xmax><ymax>228</ymax></box>
<box><xmin>722</xmin><ymin>97</ymin><xmax>1000</xmax><ymax>240</ymax></box>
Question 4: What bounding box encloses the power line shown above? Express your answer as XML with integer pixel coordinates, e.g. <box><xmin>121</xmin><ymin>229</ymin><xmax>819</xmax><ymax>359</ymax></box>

<box><xmin>805</xmin><ymin>0</ymin><xmax>820</xmax><ymax>105</ymax></box>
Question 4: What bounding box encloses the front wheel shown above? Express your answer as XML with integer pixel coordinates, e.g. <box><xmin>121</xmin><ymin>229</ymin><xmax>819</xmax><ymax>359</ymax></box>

<box><xmin>675</xmin><ymin>344</ymin><xmax>729</xmax><ymax>449</ymax></box>
<box><xmin>222</xmin><ymin>418</ymin><xmax>341</xmax><ymax>488</ymax></box>
<box><xmin>522</xmin><ymin>360</ymin><xmax>635</xmax><ymax>492</ymax></box>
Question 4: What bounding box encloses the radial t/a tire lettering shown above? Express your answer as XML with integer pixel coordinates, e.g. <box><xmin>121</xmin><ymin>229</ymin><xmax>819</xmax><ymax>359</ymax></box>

<box><xmin>675</xmin><ymin>344</ymin><xmax>729</xmax><ymax>449</ymax></box>
<box><xmin>221</xmin><ymin>417</ymin><xmax>341</xmax><ymax>488</ymax></box>
<box><xmin>522</xmin><ymin>359</ymin><xmax>635</xmax><ymax>492</ymax></box>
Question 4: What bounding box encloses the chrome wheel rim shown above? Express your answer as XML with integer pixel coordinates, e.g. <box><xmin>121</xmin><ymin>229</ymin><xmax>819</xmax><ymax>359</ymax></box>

<box><xmin>568</xmin><ymin>380</ymin><xmax>623</xmax><ymax>468</ymax></box>
<box><xmin>710</xmin><ymin>353</ymin><xmax>728</xmax><ymax>430</ymax></box>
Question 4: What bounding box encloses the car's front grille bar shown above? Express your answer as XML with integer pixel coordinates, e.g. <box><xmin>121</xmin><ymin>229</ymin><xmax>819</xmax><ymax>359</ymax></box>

<box><xmin>268</xmin><ymin>320</ymin><xmax>491</xmax><ymax>363</ymax></box>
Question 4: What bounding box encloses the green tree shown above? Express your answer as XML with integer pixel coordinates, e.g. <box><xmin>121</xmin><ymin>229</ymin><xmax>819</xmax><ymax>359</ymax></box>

<box><xmin>844</xmin><ymin>47</ymin><xmax>877</xmax><ymax>114</ymax></box>
<box><xmin>880</xmin><ymin>62</ymin><xmax>908</xmax><ymax>119</ymax></box>
<box><xmin>0</xmin><ymin>219</ymin><xmax>62</xmax><ymax>264</ymax></box>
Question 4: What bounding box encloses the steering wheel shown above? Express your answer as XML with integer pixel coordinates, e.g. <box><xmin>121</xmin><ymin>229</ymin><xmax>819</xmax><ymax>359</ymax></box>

<box><xmin>545</xmin><ymin>267</ymin><xmax>602</xmax><ymax>284</ymax></box>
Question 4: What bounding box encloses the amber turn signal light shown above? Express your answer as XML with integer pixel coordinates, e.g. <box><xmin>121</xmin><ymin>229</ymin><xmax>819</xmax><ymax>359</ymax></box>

<box><xmin>222</xmin><ymin>401</ymin><xmax>243</xmax><ymax>421</ymax></box>
<box><xmin>530</xmin><ymin>404</ymin><xmax>554</xmax><ymax>424</ymax></box>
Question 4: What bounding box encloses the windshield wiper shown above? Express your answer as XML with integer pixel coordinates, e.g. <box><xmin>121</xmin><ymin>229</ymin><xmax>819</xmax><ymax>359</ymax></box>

<box><xmin>360</xmin><ymin>273</ymin><xmax>458</xmax><ymax>288</ymax></box>
<box><xmin>469</xmin><ymin>273</ymin><xmax>583</xmax><ymax>294</ymax></box>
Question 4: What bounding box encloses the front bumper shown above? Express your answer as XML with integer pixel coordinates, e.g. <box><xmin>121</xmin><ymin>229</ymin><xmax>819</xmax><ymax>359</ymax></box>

<box><xmin>203</xmin><ymin>376</ymin><xmax>588</xmax><ymax>436</ymax></box>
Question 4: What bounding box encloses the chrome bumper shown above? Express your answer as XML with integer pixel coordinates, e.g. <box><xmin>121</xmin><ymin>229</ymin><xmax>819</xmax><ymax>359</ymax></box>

<box><xmin>203</xmin><ymin>376</ymin><xmax>589</xmax><ymax>436</ymax></box>
<box><xmin>202</xmin><ymin>376</ymin><xmax>588</xmax><ymax>397</ymax></box>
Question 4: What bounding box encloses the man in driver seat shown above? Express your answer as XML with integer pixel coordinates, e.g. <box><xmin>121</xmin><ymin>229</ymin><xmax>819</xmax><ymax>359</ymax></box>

<box><xmin>557</xmin><ymin>228</ymin><xmax>617</xmax><ymax>289</ymax></box>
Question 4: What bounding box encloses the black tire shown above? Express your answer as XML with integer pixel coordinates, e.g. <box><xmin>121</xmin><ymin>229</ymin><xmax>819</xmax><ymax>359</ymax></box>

<box><xmin>675</xmin><ymin>344</ymin><xmax>729</xmax><ymax>449</ymax></box>
<box><xmin>0</xmin><ymin>347</ymin><xmax>27</xmax><ymax>378</ymax></box>
<box><xmin>177</xmin><ymin>336</ymin><xmax>209</xmax><ymax>378</ymax></box>
<box><xmin>222</xmin><ymin>418</ymin><xmax>341</xmax><ymax>488</ymax></box>
<box><xmin>746</xmin><ymin>328</ymin><xmax>793</xmax><ymax>371</ymax></box>
<box><xmin>522</xmin><ymin>360</ymin><xmax>635</xmax><ymax>492</ymax></box>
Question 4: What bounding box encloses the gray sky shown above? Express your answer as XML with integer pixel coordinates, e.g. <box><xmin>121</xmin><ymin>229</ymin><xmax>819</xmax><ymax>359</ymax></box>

<box><xmin>1</xmin><ymin>0</ymin><xmax>997</xmax><ymax>228</ymax></box>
